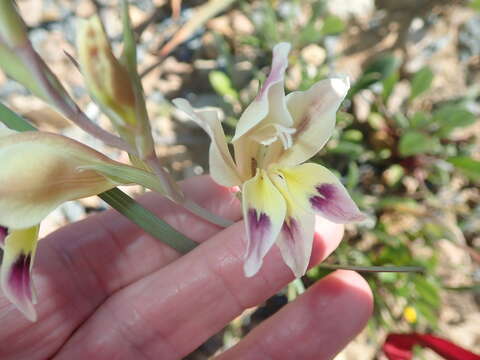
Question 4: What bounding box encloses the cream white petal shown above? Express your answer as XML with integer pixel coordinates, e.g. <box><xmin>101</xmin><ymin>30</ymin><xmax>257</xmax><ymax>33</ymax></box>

<box><xmin>173</xmin><ymin>98</ymin><xmax>242</xmax><ymax>187</ymax></box>
<box><xmin>232</xmin><ymin>42</ymin><xmax>293</xmax><ymax>142</ymax></box>
<box><xmin>277</xmin><ymin>76</ymin><xmax>350</xmax><ymax>167</ymax></box>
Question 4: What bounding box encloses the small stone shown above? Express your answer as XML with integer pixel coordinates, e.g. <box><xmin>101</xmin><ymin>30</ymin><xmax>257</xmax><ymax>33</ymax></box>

<box><xmin>231</xmin><ymin>10</ymin><xmax>254</xmax><ymax>35</ymax></box>
<box><xmin>301</xmin><ymin>44</ymin><xmax>326</xmax><ymax>67</ymax></box>
<box><xmin>75</xmin><ymin>1</ymin><xmax>96</xmax><ymax>18</ymax></box>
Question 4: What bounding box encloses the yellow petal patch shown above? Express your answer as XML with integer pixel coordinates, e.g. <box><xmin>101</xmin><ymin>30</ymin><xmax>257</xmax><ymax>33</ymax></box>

<box><xmin>0</xmin><ymin>225</ymin><xmax>39</xmax><ymax>321</ymax></box>
<box><xmin>242</xmin><ymin>169</ymin><xmax>286</xmax><ymax>277</ymax></box>
<box><xmin>276</xmin><ymin>163</ymin><xmax>365</xmax><ymax>224</ymax></box>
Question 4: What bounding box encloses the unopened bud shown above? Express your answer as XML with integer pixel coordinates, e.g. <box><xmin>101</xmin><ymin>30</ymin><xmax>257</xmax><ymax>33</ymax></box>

<box><xmin>0</xmin><ymin>131</ymin><xmax>165</xmax><ymax>230</ymax></box>
<box><xmin>0</xmin><ymin>1</ymin><xmax>29</xmax><ymax>47</ymax></box>
<box><xmin>76</xmin><ymin>16</ymin><xmax>136</xmax><ymax>128</ymax></box>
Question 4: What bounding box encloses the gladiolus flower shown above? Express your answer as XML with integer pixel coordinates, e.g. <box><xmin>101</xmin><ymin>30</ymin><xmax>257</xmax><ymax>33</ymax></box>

<box><xmin>0</xmin><ymin>128</ymin><xmax>165</xmax><ymax>320</ymax></box>
<box><xmin>174</xmin><ymin>43</ymin><xmax>365</xmax><ymax>278</ymax></box>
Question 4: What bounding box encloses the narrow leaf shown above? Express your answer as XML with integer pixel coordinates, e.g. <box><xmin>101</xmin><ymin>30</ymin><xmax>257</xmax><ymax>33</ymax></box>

<box><xmin>0</xmin><ymin>105</ymin><xmax>196</xmax><ymax>254</ymax></box>
<box><xmin>448</xmin><ymin>156</ymin><xmax>480</xmax><ymax>182</ymax></box>
<box><xmin>398</xmin><ymin>131</ymin><xmax>439</xmax><ymax>157</ymax></box>
<box><xmin>0</xmin><ymin>102</ymin><xmax>36</xmax><ymax>131</ymax></box>
<box><xmin>318</xmin><ymin>264</ymin><xmax>425</xmax><ymax>273</ymax></box>
<box><xmin>99</xmin><ymin>188</ymin><xmax>196</xmax><ymax>253</ymax></box>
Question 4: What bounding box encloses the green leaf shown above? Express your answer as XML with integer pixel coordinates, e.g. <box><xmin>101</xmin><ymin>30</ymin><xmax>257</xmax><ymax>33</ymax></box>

<box><xmin>0</xmin><ymin>104</ymin><xmax>196</xmax><ymax>254</ymax></box>
<box><xmin>346</xmin><ymin>161</ymin><xmax>360</xmax><ymax>189</ymax></box>
<box><xmin>98</xmin><ymin>188</ymin><xmax>196</xmax><ymax>253</ymax></box>
<box><xmin>120</xmin><ymin>0</ymin><xmax>137</xmax><ymax>73</ymax></box>
<box><xmin>433</xmin><ymin>105</ymin><xmax>475</xmax><ymax>137</ymax></box>
<box><xmin>414</xmin><ymin>277</ymin><xmax>441</xmax><ymax>308</ymax></box>
<box><xmin>321</xmin><ymin>15</ymin><xmax>345</xmax><ymax>35</ymax></box>
<box><xmin>471</xmin><ymin>0</ymin><xmax>480</xmax><ymax>11</ymax></box>
<box><xmin>329</xmin><ymin>140</ymin><xmax>365</xmax><ymax>157</ymax></box>
<box><xmin>448</xmin><ymin>156</ymin><xmax>480</xmax><ymax>182</ymax></box>
<box><xmin>0</xmin><ymin>102</ymin><xmax>36</xmax><ymax>131</ymax></box>
<box><xmin>409</xmin><ymin>111</ymin><xmax>431</xmax><ymax>128</ymax></box>
<box><xmin>398</xmin><ymin>131</ymin><xmax>439</xmax><ymax>157</ymax></box>
<box><xmin>298</xmin><ymin>22</ymin><xmax>323</xmax><ymax>45</ymax></box>
<box><xmin>416</xmin><ymin>301</ymin><xmax>438</xmax><ymax>326</ymax></box>
<box><xmin>382</xmin><ymin>71</ymin><xmax>399</xmax><ymax>101</ymax></box>
<box><xmin>349</xmin><ymin>54</ymin><xmax>399</xmax><ymax>96</ymax></box>
<box><xmin>410</xmin><ymin>66</ymin><xmax>434</xmax><ymax>100</ymax></box>
<box><xmin>209</xmin><ymin>70</ymin><xmax>239</xmax><ymax>100</ymax></box>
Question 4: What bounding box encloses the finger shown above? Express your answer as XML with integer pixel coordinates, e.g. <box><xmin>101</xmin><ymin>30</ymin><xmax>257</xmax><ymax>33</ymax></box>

<box><xmin>0</xmin><ymin>176</ymin><xmax>241</xmax><ymax>360</ymax></box>
<box><xmin>217</xmin><ymin>270</ymin><xmax>373</xmax><ymax>360</ymax></box>
<box><xmin>41</xmin><ymin>175</ymin><xmax>241</xmax><ymax>294</ymax></box>
<box><xmin>54</xmin><ymin>219</ymin><xmax>344</xmax><ymax>360</ymax></box>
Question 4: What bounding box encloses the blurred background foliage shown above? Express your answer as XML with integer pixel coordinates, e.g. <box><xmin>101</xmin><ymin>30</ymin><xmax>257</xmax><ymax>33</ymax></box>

<box><xmin>1</xmin><ymin>0</ymin><xmax>479</xmax><ymax>358</ymax></box>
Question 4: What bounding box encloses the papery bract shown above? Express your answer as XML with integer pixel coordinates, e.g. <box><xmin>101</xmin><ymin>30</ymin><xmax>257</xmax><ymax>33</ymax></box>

<box><xmin>176</xmin><ymin>42</ymin><xmax>365</xmax><ymax>278</ymax></box>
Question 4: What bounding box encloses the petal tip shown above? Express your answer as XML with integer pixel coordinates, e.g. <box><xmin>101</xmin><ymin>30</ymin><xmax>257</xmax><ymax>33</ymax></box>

<box><xmin>273</xmin><ymin>42</ymin><xmax>292</xmax><ymax>56</ymax></box>
<box><xmin>243</xmin><ymin>258</ymin><xmax>263</xmax><ymax>278</ymax></box>
<box><xmin>1</xmin><ymin>253</ymin><xmax>38</xmax><ymax>322</ymax></box>
<box><xmin>330</xmin><ymin>75</ymin><xmax>350</xmax><ymax>97</ymax></box>
<box><xmin>310</xmin><ymin>183</ymin><xmax>364</xmax><ymax>224</ymax></box>
<box><xmin>172</xmin><ymin>97</ymin><xmax>189</xmax><ymax>109</ymax></box>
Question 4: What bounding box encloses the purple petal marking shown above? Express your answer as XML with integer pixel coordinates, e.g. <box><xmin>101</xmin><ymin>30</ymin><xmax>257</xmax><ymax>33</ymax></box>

<box><xmin>8</xmin><ymin>253</ymin><xmax>33</xmax><ymax>302</ymax></box>
<box><xmin>256</xmin><ymin>43</ymin><xmax>290</xmax><ymax>100</ymax></box>
<box><xmin>282</xmin><ymin>218</ymin><xmax>298</xmax><ymax>244</ymax></box>
<box><xmin>248</xmin><ymin>209</ymin><xmax>271</xmax><ymax>240</ymax></box>
<box><xmin>310</xmin><ymin>184</ymin><xmax>365</xmax><ymax>223</ymax></box>
<box><xmin>0</xmin><ymin>226</ymin><xmax>7</xmax><ymax>246</ymax></box>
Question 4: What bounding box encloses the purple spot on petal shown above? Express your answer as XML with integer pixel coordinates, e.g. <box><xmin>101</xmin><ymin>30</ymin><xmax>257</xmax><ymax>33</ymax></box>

<box><xmin>248</xmin><ymin>209</ymin><xmax>271</xmax><ymax>242</ymax></box>
<box><xmin>0</xmin><ymin>226</ymin><xmax>7</xmax><ymax>246</ymax></box>
<box><xmin>8</xmin><ymin>254</ymin><xmax>33</xmax><ymax>302</ymax></box>
<box><xmin>310</xmin><ymin>184</ymin><xmax>364</xmax><ymax>223</ymax></box>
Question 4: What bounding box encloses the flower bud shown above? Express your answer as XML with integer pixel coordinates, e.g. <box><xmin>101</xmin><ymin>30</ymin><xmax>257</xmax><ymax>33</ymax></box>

<box><xmin>76</xmin><ymin>16</ymin><xmax>137</xmax><ymax>129</ymax></box>
<box><xmin>0</xmin><ymin>1</ymin><xmax>29</xmax><ymax>47</ymax></box>
<box><xmin>0</xmin><ymin>131</ymin><xmax>165</xmax><ymax>230</ymax></box>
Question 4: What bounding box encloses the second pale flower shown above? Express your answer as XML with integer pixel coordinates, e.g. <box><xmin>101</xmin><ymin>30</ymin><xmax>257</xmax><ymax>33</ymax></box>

<box><xmin>174</xmin><ymin>43</ymin><xmax>365</xmax><ymax>278</ymax></box>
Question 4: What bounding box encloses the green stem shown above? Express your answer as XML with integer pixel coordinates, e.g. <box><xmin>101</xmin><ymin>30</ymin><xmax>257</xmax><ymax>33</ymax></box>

<box><xmin>318</xmin><ymin>264</ymin><xmax>425</xmax><ymax>273</ymax></box>
<box><xmin>99</xmin><ymin>188</ymin><xmax>197</xmax><ymax>253</ymax></box>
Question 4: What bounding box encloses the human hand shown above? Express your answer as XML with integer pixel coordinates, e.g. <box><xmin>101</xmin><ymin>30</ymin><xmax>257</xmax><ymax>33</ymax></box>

<box><xmin>0</xmin><ymin>176</ymin><xmax>373</xmax><ymax>360</ymax></box>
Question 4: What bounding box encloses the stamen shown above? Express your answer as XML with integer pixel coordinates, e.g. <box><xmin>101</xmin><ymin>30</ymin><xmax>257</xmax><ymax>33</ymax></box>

<box><xmin>251</xmin><ymin>123</ymin><xmax>296</xmax><ymax>150</ymax></box>
<box><xmin>273</xmin><ymin>124</ymin><xmax>296</xmax><ymax>150</ymax></box>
